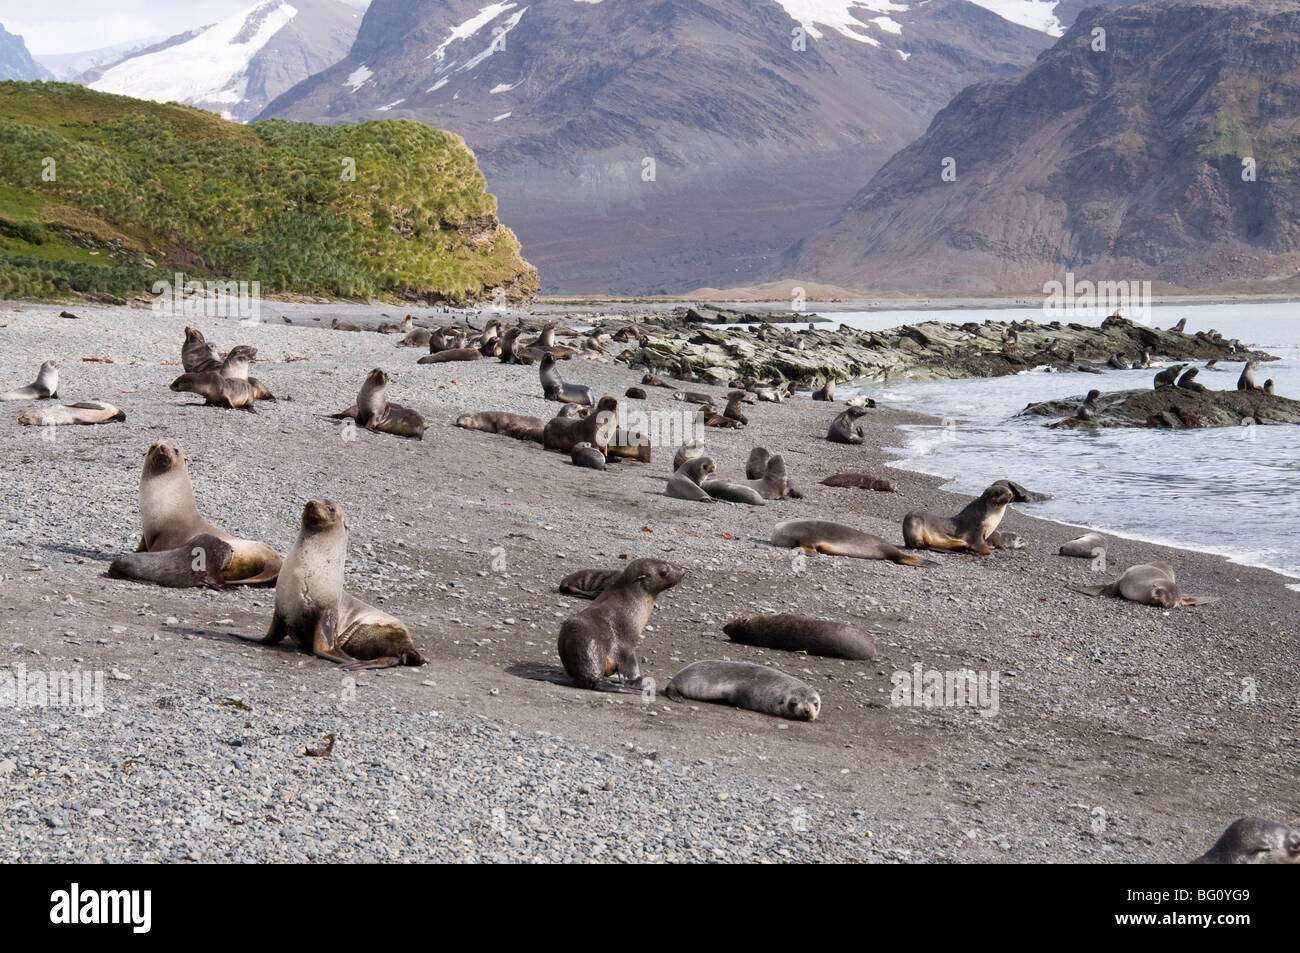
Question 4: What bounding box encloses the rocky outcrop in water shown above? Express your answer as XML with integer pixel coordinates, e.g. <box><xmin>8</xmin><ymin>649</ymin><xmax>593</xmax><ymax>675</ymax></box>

<box><xmin>1022</xmin><ymin>386</ymin><xmax>1300</xmax><ymax>429</ymax></box>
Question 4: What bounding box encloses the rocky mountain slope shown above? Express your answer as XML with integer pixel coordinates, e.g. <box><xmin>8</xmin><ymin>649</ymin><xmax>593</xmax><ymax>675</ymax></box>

<box><xmin>0</xmin><ymin>24</ymin><xmax>51</xmax><ymax>81</ymax></box>
<box><xmin>796</xmin><ymin>0</ymin><xmax>1300</xmax><ymax>293</ymax></box>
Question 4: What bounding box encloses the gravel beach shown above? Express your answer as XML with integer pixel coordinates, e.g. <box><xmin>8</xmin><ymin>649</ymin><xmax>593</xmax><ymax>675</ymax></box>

<box><xmin>1</xmin><ymin>301</ymin><xmax>1295</xmax><ymax>864</ymax></box>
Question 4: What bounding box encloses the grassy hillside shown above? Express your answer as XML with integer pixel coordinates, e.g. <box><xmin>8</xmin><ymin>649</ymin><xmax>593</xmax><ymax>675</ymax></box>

<box><xmin>0</xmin><ymin>82</ymin><xmax>539</xmax><ymax>303</ymax></box>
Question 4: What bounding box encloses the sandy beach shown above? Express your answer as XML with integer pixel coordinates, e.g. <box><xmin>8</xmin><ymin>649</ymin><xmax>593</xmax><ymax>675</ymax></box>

<box><xmin>0</xmin><ymin>301</ymin><xmax>1295</xmax><ymax>863</ymax></box>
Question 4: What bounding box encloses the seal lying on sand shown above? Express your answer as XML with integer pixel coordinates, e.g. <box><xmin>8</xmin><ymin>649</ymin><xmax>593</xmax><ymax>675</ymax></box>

<box><xmin>18</xmin><ymin>401</ymin><xmax>125</xmax><ymax>426</ymax></box>
<box><xmin>1</xmin><ymin>360</ymin><xmax>60</xmax><ymax>400</ymax></box>
<box><xmin>327</xmin><ymin>368</ymin><xmax>427</xmax><ymax>439</ymax></box>
<box><xmin>418</xmin><ymin>346</ymin><xmax>481</xmax><ymax>364</ymax></box>
<box><xmin>772</xmin><ymin>520</ymin><xmax>935</xmax><ymax>567</ymax></box>
<box><xmin>1059</xmin><ymin>533</ymin><xmax>1106</xmax><ymax>558</ymax></box>
<box><xmin>109</xmin><ymin>533</ymin><xmax>233</xmax><ymax>589</ymax></box>
<box><xmin>237</xmin><ymin>499</ymin><xmax>425</xmax><ymax>668</ymax></box>
<box><xmin>724</xmin><ymin>613</ymin><xmax>877</xmax><ymax>660</ymax></box>
<box><xmin>1074</xmin><ymin>562</ymin><xmax>1215</xmax><ymax>608</ymax></box>
<box><xmin>557</xmin><ymin>558</ymin><xmax>684</xmax><ymax>690</ymax></box>
<box><xmin>457</xmin><ymin>410</ymin><xmax>543</xmax><ymax>442</ymax></box>
<box><xmin>170</xmin><ymin>371</ymin><xmax>257</xmax><ymax>410</ymax></box>
<box><xmin>667</xmin><ymin>456</ymin><xmax>717</xmax><ymax>502</ymax></box>
<box><xmin>902</xmin><ymin>484</ymin><xmax>1015</xmax><ymax>555</ymax></box>
<box><xmin>1192</xmin><ymin>818</ymin><xmax>1300</xmax><ymax>864</ymax></box>
<box><xmin>666</xmin><ymin>661</ymin><xmax>820</xmax><ymax>721</ymax></box>
<box><xmin>820</xmin><ymin>472</ymin><xmax>896</xmax><ymax>492</ymax></box>
<box><xmin>543</xmin><ymin>395</ymin><xmax>618</xmax><ymax>454</ymax></box>
<box><xmin>570</xmin><ymin>441</ymin><xmax>607</xmax><ymax>469</ymax></box>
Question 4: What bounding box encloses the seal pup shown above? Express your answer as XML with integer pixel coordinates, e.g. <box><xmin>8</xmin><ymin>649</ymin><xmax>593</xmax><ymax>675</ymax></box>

<box><xmin>542</xmin><ymin>395</ymin><xmax>618</xmax><ymax>454</ymax></box>
<box><xmin>456</xmin><ymin>410</ymin><xmax>543</xmax><ymax>442</ymax></box>
<box><xmin>331</xmin><ymin>319</ymin><xmax>362</xmax><ymax>333</ymax></box>
<box><xmin>625</xmin><ymin>386</ymin><xmax>647</xmax><ymax>400</ymax></box>
<box><xmin>181</xmin><ymin>328</ymin><xmax>222</xmax><ymax>373</ymax></box>
<box><xmin>109</xmin><ymin>533</ymin><xmax>233</xmax><ymax>589</ymax></box>
<box><xmin>219</xmin><ymin>345</ymin><xmax>257</xmax><ymax>380</ymax></box>
<box><xmin>1264</xmin><ymin>379</ymin><xmax>1275</xmax><ymax>395</ymax></box>
<box><xmin>1073</xmin><ymin>562</ymin><xmax>1215</xmax><ymax>608</ymax></box>
<box><xmin>558</xmin><ymin>568</ymin><xmax>622</xmax><ymax>599</ymax></box>
<box><xmin>1075</xmin><ymin>389</ymin><xmax>1101</xmax><ymax>421</ymax></box>
<box><xmin>827</xmin><ymin>406</ymin><xmax>868</xmax><ymax>444</ymax></box>
<box><xmin>238</xmin><ymin>499</ymin><xmax>425</xmax><ymax>668</ymax></box>
<box><xmin>746</xmin><ymin>447</ymin><xmax>803</xmax><ymax>498</ymax></box>
<box><xmin>820</xmin><ymin>472</ymin><xmax>896</xmax><ymax>492</ymax></box>
<box><xmin>1170</xmin><ymin>317</ymin><xmax>1187</xmax><ymax>333</ymax></box>
<box><xmin>328</xmin><ymin>369</ymin><xmax>427</xmax><ymax>440</ymax></box>
<box><xmin>417</xmin><ymin>347</ymin><xmax>481</xmax><ymax>364</ymax></box>
<box><xmin>539</xmin><ymin>353</ymin><xmax>593</xmax><ymax>405</ymax></box>
<box><xmin>1153</xmin><ymin>364</ymin><xmax>1186</xmax><ymax>389</ymax></box>
<box><xmin>812</xmin><ymin>375</ymin><xmax>835</xmax><ymax>401</ymax></box>
<box><xmin>18</xmin><ymin>401</ymin><xmax>125</xmax><ymax>426</ymax></box>
<box><xmin>134</xmin><ymin>440</ymin><xmax>281</xmax><ymax>585</ymax></box>
<box><xmin>1059</xmin><ymin>532</ymin><xmax>1106</xmax><ymax>558</ymax></box>
<box><xmin>902</xmin><ymin>484</ymin><xmax>1014</xmax><ymax>555</ymax></box>
<box><xmin>723</xmin><ymin>391</ymin><xmax>749</xmax><ymax>425</ymax></box>
<box><xmin>1192</xmin><ymin>818</ymin><xmax>1300</xmax><ymax>864</ymax></box>
<box><xmin>772</xmin><ymin>520</ymin><xmax>936</xmax><ymax>567</ymax></box>
<box><xmin>1176</xmin><ymin>367</ymin><xmax>1206</xmax><ymax>392</ymax></box>
<box><xmin>1</xmin><ymin>359</ymin><xmax>60</xmax><ymax>401</ymax></box>
<box><xmin>667</xmin><ymin>456</ymin><xmax>717</xmax><ymax>502</ymax></box>
<box><xmin>1237</xmin><ymin>359</ymin><xmax>1262</xmax><ymax>391</ymax></box>
<box><xmin>723</xmin><ymin>613</ymin><xmax>876</xmax><ymax>661</ymax></box>
<box><xmin>557</xmin><ymin>558</ymin><xmax>684</xmax><ymax>690</ymax></box>
<box><xmin>170</xmin><ymin>371</ymin><xmax>257</xmax><ymax>410</ymax></box>
<box><xmin>570</xmin><ymin>441</ymin><xmax>607</xmax><ymax>470</ymax></box>
<box><xmin>673</xmin><ymin>441</ymin><xmax>705</xmax><ymax>472</ymax></box>
<box><xmin>666</xmin><ymin>661</ymin><xmax>820</xmax><ymax>721</ymax></box>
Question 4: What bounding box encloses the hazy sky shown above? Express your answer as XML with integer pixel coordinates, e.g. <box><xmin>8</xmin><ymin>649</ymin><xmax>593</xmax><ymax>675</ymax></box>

<box><xmin>0</xmin><ymin>0</ymin><xmax>370</xmax><ymax>55</ymax></box>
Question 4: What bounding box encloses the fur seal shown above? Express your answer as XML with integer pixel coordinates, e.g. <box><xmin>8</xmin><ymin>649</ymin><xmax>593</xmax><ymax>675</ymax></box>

<box><xmin>723</xmin><ymin>391</ymin><xmax>749</xmax><ymax>425</ymax></box>
<box><xmin>109</xmin><ymin>533</ymin><xmax>233</xmax><ymax>589</ymax></box>
<box><xmin>456</xmin><ymin>410</ymin><xmax>543</xmax><ymax>442</ymax></box>
<box><xmin>238</xmin><ymin>499</ymin><xmax>424</xmax><ymax>668</ymax></box>
<box><xmin>134</xmin><ymin>440</ymin><xmax>281</xmax><ymax>585</ymax></box>
<box><xmin>557</xmin><ymin>558</ymin><xmax>684</xmax><ymax>690</ymax></box>
<box><xmin>827</xmin><ymin>406</ymin><xmax>868</xmax><ymax>444</ymax></box>
<box><xmin>418</xmin><ymin>347</ymin><xmax>481</xmax><ymax>364</ymax></box>
<box><xmin>542</xmin><ymin>395</ymin><xmax>618</xmax><ymax>454</ymax></box>
<box><xmin>181</xmin><ymin>328</ymin><xmax>222</xmax><ymax>373</ymax></box>
<box><xmin>331</xmin><ymin>319</ymin><xmax>362</xmax><ymax>333</ymax></box>
<box><xmin>18</xmin><ymin>400</ymin><xmax>125</xmax><ymax>426</ymax></box>
<box><xmin>903</xmin><ymin>484</ymin><xmax>1014</xmax><ymax>555</ymax></box>
<box><xmin>1170</xmin><ymin>317</ymin><xmax>1187</xmax><ymax>333</ymax></box>
<box><xmin>1</xmin><ymin>359</ymin><xmax>60</xmax><ymax>401</ymax></box>
<box><xmin>666</xmin><ymin>661</ymin><xmax>820</xmax><ymax>721</ymax></box>
<box><xmin>1237</xmin><ymin>359</ymin><xmax>1262</xmax><ymax>391</ymax></box>
<box><xmin>1153</xmin><ymin>364</ymin><xmax>1186</xmax><ymax>389</ymax></box>
<box><xmin>539</xmin><ymin>353</ymin><xmax>593</xmax><ymax>405</ymax></box>
<box><xmin>812</xmin><ymin>375</ymin><xmax>835</xmax><ymax>401</ymax></box>
<box><xmin>772</xmin><ymin>519</ymin><xmax>936</xmax><ymax>567</ymax></box>
<box><xmin>820</xmin><ymin>472</ymin><xmax>896</xmax><ymax>492</ymax></box>
<box><xmin>1264</xmin><ymin>378</ymin><xmax>1275</xmax><ymax>395</ymax></box>
<box><xmin>558</xmin><ymin>568</ymin><xmax>622</xmax><ymax>599</ymax></box>
<box><xmin>1175</xmin><ymin>367</ymin><xmax>1205</xmax><ymax>392</ymax></box>
<box><xmin>675</xmin><ymin>357</ymin><xmax>695</xmax><ymax>383</ymax></box>
<box><xmin>667</xmin><ymin>456</ymin><xmax>717</xmax><ymax>502</ymax></box>
<box><xmin>641</xmin><ymin>372</ymin><xmax>672</xmax><ymax>389</ymax></box>
<box><xmin>1107</xmin><ymin>352</ymin><xmax>1129</xmax><ymax>370</ymax></box>
<box><xmin>571</xmin><ymin>441</ymin><xmax>607</xmax><ymax>470</ymax></box>
<box><xmin>1059</xmin><ymin>532</ymin><xmax>1106</xmax><ymax>558</ymax></box>
<box><xmin>170</xmin><ymin>371</ymin><xmax>257</xmax><ymax>410</ymax></box>
<box><xmin>723</xmin><ymin>613</ymin><xmax>877</xmax><ymax>661</ymax></box>
<box><xmin>328</xmin><ymin>369</ymin><xmax>427</xmax><ymax>439</ymax></box>
<box><xmin>1192</xmin><ymin>818</ymin><xmax>1300</xmax><ymax>864</ymax></box>
<box><xmin>1076</xmin><ymin>389</ymin><xmax>1101</xmax><ymax>421</ymax></box>
<box><xmin>672</xmin><ymin>390</ymin><xmax>714</xmax><ymax>405</ymax></box>
<box><xmin>1074</xmin><ymin>562</ymin><xmax>1215</xmax><ymax>608</ymax></box>
<box><xmin>746</xmin><ymin>447</ymin><xmax>803</xmax><ymax>498</ymax></box>
<box><xmin>625</xmin><ymin>386</ymin><xmax>648</xmax><ymax>400</ymax></box>
<box><xmin>703</xmin><ymin>468</ymin><xmax>767</xmax><ymax>505</ymax></box>
<box><xmin>991</xmin><ymin>479</ymin><xmax>1049</xmax><ymax>503</ymax></box>
<box><xmin>219</xmin><ymin>345</ymin><xmax>257</xmax><ymax>379</ymax></box>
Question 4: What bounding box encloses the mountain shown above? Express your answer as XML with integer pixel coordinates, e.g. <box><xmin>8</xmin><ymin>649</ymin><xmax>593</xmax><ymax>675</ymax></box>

<box><xmin>86</xmin><ymin>0</ymin><xmax>362</xmax><ymax>123</ymax></box>
<box><xmin>0</xmin><ymin>83</ymin><xmax>537</xmax><ymax>304</ymax></box>
<box><xmin>0</xmin><ymin>24</ymin><xmax>51</xmax><ymax>81</ymax></box>
<box><xmin>259</xmin><ymin>0</ymin><xmax>1077</xmax><ymax>294</ymax></box>
<box><xmin>37</xmin><ymin>38</ymin><xmax>170</xmax><ymax>82</ymax></box>
<box><xmin>796</xmin><ymin>0</ymin><xmax>1300</xmax><ymax>293</ymax></box>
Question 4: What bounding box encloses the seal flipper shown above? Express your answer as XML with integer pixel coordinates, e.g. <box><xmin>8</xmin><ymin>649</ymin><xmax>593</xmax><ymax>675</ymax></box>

<box><xmin>310</xmin><ymin>608</ymin><xmax>351</xmax><ymax>664</ymax></box>
<box><xmin>1073</xmin><ymin>583</ymin><xmax>1117</xmax><ymax>597</ymax></box>
<box><xmin>238</xmin><ymin>610</ymin><xmax>287</xmax><ymax>646</ymax></box>
<box><xmin>893</xmin><ymin>552</ymin><xmax>939</xmax><ymax>568</ymax></box>
<box><xmin>1179</xmin><ymin>596</ymin><xmax>1218</xmax><ymax>606</ymax></box>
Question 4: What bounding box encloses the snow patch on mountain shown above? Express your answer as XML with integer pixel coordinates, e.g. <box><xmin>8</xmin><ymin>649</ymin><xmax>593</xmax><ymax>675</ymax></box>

<box><xmin>427</xmin><ymin>2</ymin><xmax>518</xmax><ymax>61</ymax></box>
<box><xmin>773</xmin><ymin>1</ymin><xmax>904</xmax><ymax>42</ymax></box>
<box><xmin>344</xmin><ymin>64</ymin><xmax>373</xmax><ymax>91</ymax></box>
<box><xmin>966</xmin><ymin>0</ymin><xmax>1063</xmax><ymax>36</ymax></box>
<box><xmin>457</xmin><ymin>7</ymin><xmax>528</xmax><ymax>73</ymax></box>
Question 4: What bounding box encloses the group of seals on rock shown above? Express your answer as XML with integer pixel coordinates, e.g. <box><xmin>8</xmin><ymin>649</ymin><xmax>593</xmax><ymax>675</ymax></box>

<box><xmin>1073</xmin><ymin>561</ymin><xmax>1215</xmax><ymax>608</ymax></box>
<box><xmin>327</xmin><ymin>368</ymin><xmax>427</xmax><ymax>439</ymax></box>
<box><xmin>2</xmin><ymin>359</ymin><xmax>60</xmax><ymax>400</ymax></box>
<box><xmin>1153</xmin><ymin>364</ymin><xmax>1187</xmax><ymax>389</ymax></box>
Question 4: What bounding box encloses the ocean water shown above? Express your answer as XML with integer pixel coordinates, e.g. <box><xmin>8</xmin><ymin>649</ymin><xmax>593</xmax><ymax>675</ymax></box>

<box><xmin>821</xmin><ymin>303</ymin><xmax>1300</xmax><ymax>581</ymax></box>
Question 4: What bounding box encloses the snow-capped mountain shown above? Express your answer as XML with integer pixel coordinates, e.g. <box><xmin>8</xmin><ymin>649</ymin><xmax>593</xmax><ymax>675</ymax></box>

<box><xmin>86</xmin><ymin>0</ymin><xmax>361</xmax><ymax>123</ymax></box>
<box><xmin>0</xmin><ymin>23</ymin><xmax>51</xmax><ymax>81</ymax></box>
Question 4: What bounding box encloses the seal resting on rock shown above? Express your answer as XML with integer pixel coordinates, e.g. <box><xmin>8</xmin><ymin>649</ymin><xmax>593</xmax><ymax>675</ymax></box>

<box><xmin>666</xmin><ymin>661</ymin><xmax>820</xmax><ymax>721</ymax></box>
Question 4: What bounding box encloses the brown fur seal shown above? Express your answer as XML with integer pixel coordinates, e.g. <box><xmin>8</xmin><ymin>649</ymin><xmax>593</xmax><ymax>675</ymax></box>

<box><xmin>109</xmin><ymin>533</ymin><xmax>233</xmax><ymax>589</ymax></box>
<box><xmin>1074</xmin><ymin>562</ymin><xmax>1216</xmax><ymax>608</ymax></box>
<box><xmin>723</xmin><ymin>613</ymin><xmax>876</xmax><ymax>660</ymax></box>
<box><xmin>703</xmin><ymin>468</ymin><xmax>767</xmax><ymax>505</ymax></box>
<box><xmin>673</xmin><ymin>441</ymin><xmax>705</xmax><ymax>472</ymax></box>
<box><xmin>1</xmin><ymin>359</ymin><xmax>60</xmax><ymax>401</ymax></box>
<box><xmin>1264</xmin><ymin>378</ymin><xmax>1275</xmax><ymax>395</ymax></box>
<box><xmin>672</xmin><ymin>390</ymin><xmax>714</xmax><ymax>405</ymax></box>
<box><xmin>237</xmin><ymin>499</ymin><xmax>424</xmax><ymax>668</ymax></box>
<box><xmin>625</xmin><ymin>386</ymin><xmax>648</xmax><ymax>400</ymax></box>
<box><xmin>1192</xmin><ymin>818</ymin><xmax>1300</xmax><ymax>864</ymax></box>
<box><xmin>457</xmin><ymin>410</ymin><xmax>543</xmax><ymax>442</ymax></box>
<box><xmin>1075</xmin><ymin>389</ymin><xmax>1101</xmax><ymax>420</ymax></box>
<box><xmin>827</xmin><ymin>406</ymin><xmax>868</xmax><ymax>444</ymax></box>
<box><xmin>723</xmin><ymin>392</ymin><xmax>749</xmax><ymax>425</ymax></box>
<box><xmin>418</xmin><ymin>347</ymin><xmax>481</xmax><ymax>364</ymax></box>
<box><xmin>667</xmin><ymin>456</ymin><xmax>717</xmax><ymax>502</ymax></box>
<box><xmin>991</xmin><ymin>479</ymin><xmax>1049</xmax><ymax>503</ymax></box>
<box><xmin>812</xmin><ymin>375</ymin><xmax>835</xmax><ymax>401</ymax></box>
<box><xmin>1153</xmin><ymin>364</ymin><xmax>1186</xmax><ymax>389</ymax></box>
<box><xmin>219</xmin><ymin>345</ymin><xmax>257</xmax><ymax>379</ymax></box>
<box><xmin>772</xmin><ymin>519</ymin><xmax>936</xmax><ymax>567</ymax></box>
<box><xmin>542</xmin><ymin>395</ymin><xmax>618</xmax><ymax>454</ymax></box>
<box><xmin>571</xmin><ymin>441</ymin><xmax>607</xmax><ymax>470</ymax></box>
<box><xmin>1059</xmin><ymin>532</ymin><xmax>1106</xmax><ymax>558</ymax></box>
<box><xmin>666</xmin><ymin>661</ymin><xmax>820</xmax><ymax>721</ymax></box>
<box><xmin>557</xmin><ymin>558</ymin><xmax>684</xmax><ymax>689</ymax></box>
<box><xmin>399</xmin><ymin>326</ymin><xmax>434</xmax><ymax>348</ymax></box>
<box><xmin>170</xmin><ymin>372</ymin><xmax>257</xmax><ymax>410</ymax></box>
<box><xmin>740</xmin><ymin>452</ymin><xmax>788</xmax><ymax>501</ymax></box>
<box><xmin>558</xmin><ymin>568</ymin><xmax>622</xmax><ymax>599</ymax></box>
<box><xmin>18</xmin><ymin>401</ymin><xmax>125</xmax><ymax>426</ymax></box>
<box><xmin>1237</xmin><ymin>359</ymin><xmax>1262</xmax><ymax>390</ymax></box>
<box><xmin>902</xmin><ymin>484</ymin><xmax>1014</xmax><ymax>556</ymax></box>
<box><xmin>331</xmin><ymin>319</ymin><xmax>362</xmax><ymax>332</ymax></box>
<box><xmin>745</xmin><ymin>447</ymin><xmax>803</xmax><ymax>499</ymax></box>
<box><xmin>641</xmin><ymin>372</ymin><xmax>672</xmax><ymax>389</ymax></box>
<box><xmin>135</xmin><ymin>440</ymin><xmax>281</xmax><ymax>585</ymax></box>
<box><xmin>1176</xmin><ymin>367</ymin><xmax>1206</xmax><ymax>392</ymax></box>
<box><xmin>539</xmin><ymin>352</ymin><xmax>593</xmax><ymax>405</ymax></box>
<box><xmin>181</xmin><ymin>328</ymin><xmax>222</xmax><ymax>373</ymax></box>
<box><xmin>820</xmin><ymin>472</ymin><xmax>896</xmax><ymax>492</ymax></box>
<box><xmin>328</xmin><ymin>369</ymin><xmax>427</xmax><ymax>439</ymax></box>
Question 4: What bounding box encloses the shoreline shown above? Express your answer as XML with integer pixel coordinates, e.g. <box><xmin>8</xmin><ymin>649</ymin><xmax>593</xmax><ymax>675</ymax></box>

<box><xmin>1</xmin><ymin>300</ymin><xmax>1296</xmax><ymax>863</ymax></box>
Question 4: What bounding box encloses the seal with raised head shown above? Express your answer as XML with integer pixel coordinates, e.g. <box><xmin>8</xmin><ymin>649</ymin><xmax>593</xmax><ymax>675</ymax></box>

<box><xmin>1176</xmin><ymin>367</ymin><xmax>1206</xmax><ymax>392</ymax></box>
<box><xmin>723</xmin><ymin>391</ymin><xmax>749</xmax><ymax>425</ymax></box>
<box><xmin>237</xmin><ymin>499</ymin><xmax>425</xmax><ymax>668</ymax></box>
<box><xmin>667</xmin><ymin>456</ymin><xmax>717</xmax><ymax>502</ymax></box>
<box><xmin>219</xmin><ymin>345</ymin><xmax>257</xmax><ymax>379</ymax></box>
<box><xmin>1153</xmin><ymin>364</ymin><xmax>1186</xmax><ymax>389</ymax></box>
<box><xmin>109</xmin><ymin>533</ymin><xmax>233</xmax><ymax>589</ymax></box>
<box><xmin>570</xmin><ymin>441</ymin><xmax>607</xmax><ymax>470</ymax></box>
<box><xmin>820</xmin><ymin>472</ymin><xmax>896</xmax><ymax>492</ymax></box>
<box><xmin>673</xmin><ymin>441</ymin><xmax>705</xmax><ymax>472</ymax></box>
<box><xmin>1237</xmin><ymin>359</ymin><xmax>1262</xmax><ymax>391</ymax></box>
<box><xmin>723</xmin><ymin>613</ymin><xmax>876</xmax><ymax>660</ymax></box>
<box><xmin>772</xmin><ymin>519</ymin><xmax>936</xmax><ymax>567</ymax></box>
<box><xmin>666</xmin><ymin>661</ymin><xmax>820</xmax><ymax>721</ymax></box>
<box><xmin>991</xmin><ymin>479</ymin><xmax>1049</xmax><ymax>503</ymax></box>
<box><xmin>1059</xmin><ymin>532</ymin><xmax>1106</xmax><ymax>558</ymax></box>
<box><xmin>328</xmin><ymin>368</ymin><xmax>427</xmax><ymax>439</ymax></box>
<box><xmin>181</xmin><ymin>328</ymin><xmax>222</xmax><ymax>373</ymax></box>
<box><xmin>170</xmin><ymin>372</ymin><xmax>257</xmax><ymax>410</ymax></box>
<box><xmin>18</xmin><ymin>400</ymin><xmax>125</xmax><ymax>426</ymax></box>
<box><xmin>558</xmin><ymin>567</ymin><xmax>622</xmax><ymax>599</ymax></box>
<box><xmin>539</xmin><ymin>352</ymin><xmax>593</xmax><ymax>405</ymax></box>
<box><xmin>746</xmin><ymin>447</ymin><xmax>803</xmax><ymax>498</ymax></box>
<box><xmin>134</xmin><ymin>440</ymin><xmax>281</xmax><ymax>585</ymax></box>
<box><xmin>542</xmin><ymin>395</ymin><xmax>618</xmax><ymax>454</ymax></box>
<box><xmin>1075</xmin><ymin>389</ymin><xmax>1101</xmax><ymax>421</ymax></box>
<box><xmin>902</xmin><ymin>484</ymin><xmax>1014</xmax><ymax>556</ymax></box>
<box><xmin>1</xmin><ymin>359</ymin><xmax>60</xmax><ymax>401</ymax></box>
<box><xmin>1074</xmin><ymin>561</ymin><xmax>1215</xmax><ymax>607</ymax></box>
<box><xmin>1192</xmin><ymin>818</ymin><xmax>1300</xmax><ymax>864</ymax></box>
<box><xmin>827</xmin><ymin>406</ymin><xmax>868</xmax><ymax>444</ymax></box>
<box><xmin>812</xmin><ymin>375</ymin><xmax>835</xmax><ymax>401</ymax></box>
<box><xmin>557</xmin><ymin>557</ymin><xmax>684</xmax><ymax>690</ymax></box>
<box><xmin>457</xmin><ymin>410</ymin><xmax>543</xmax><ymax>442</ymax></box>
